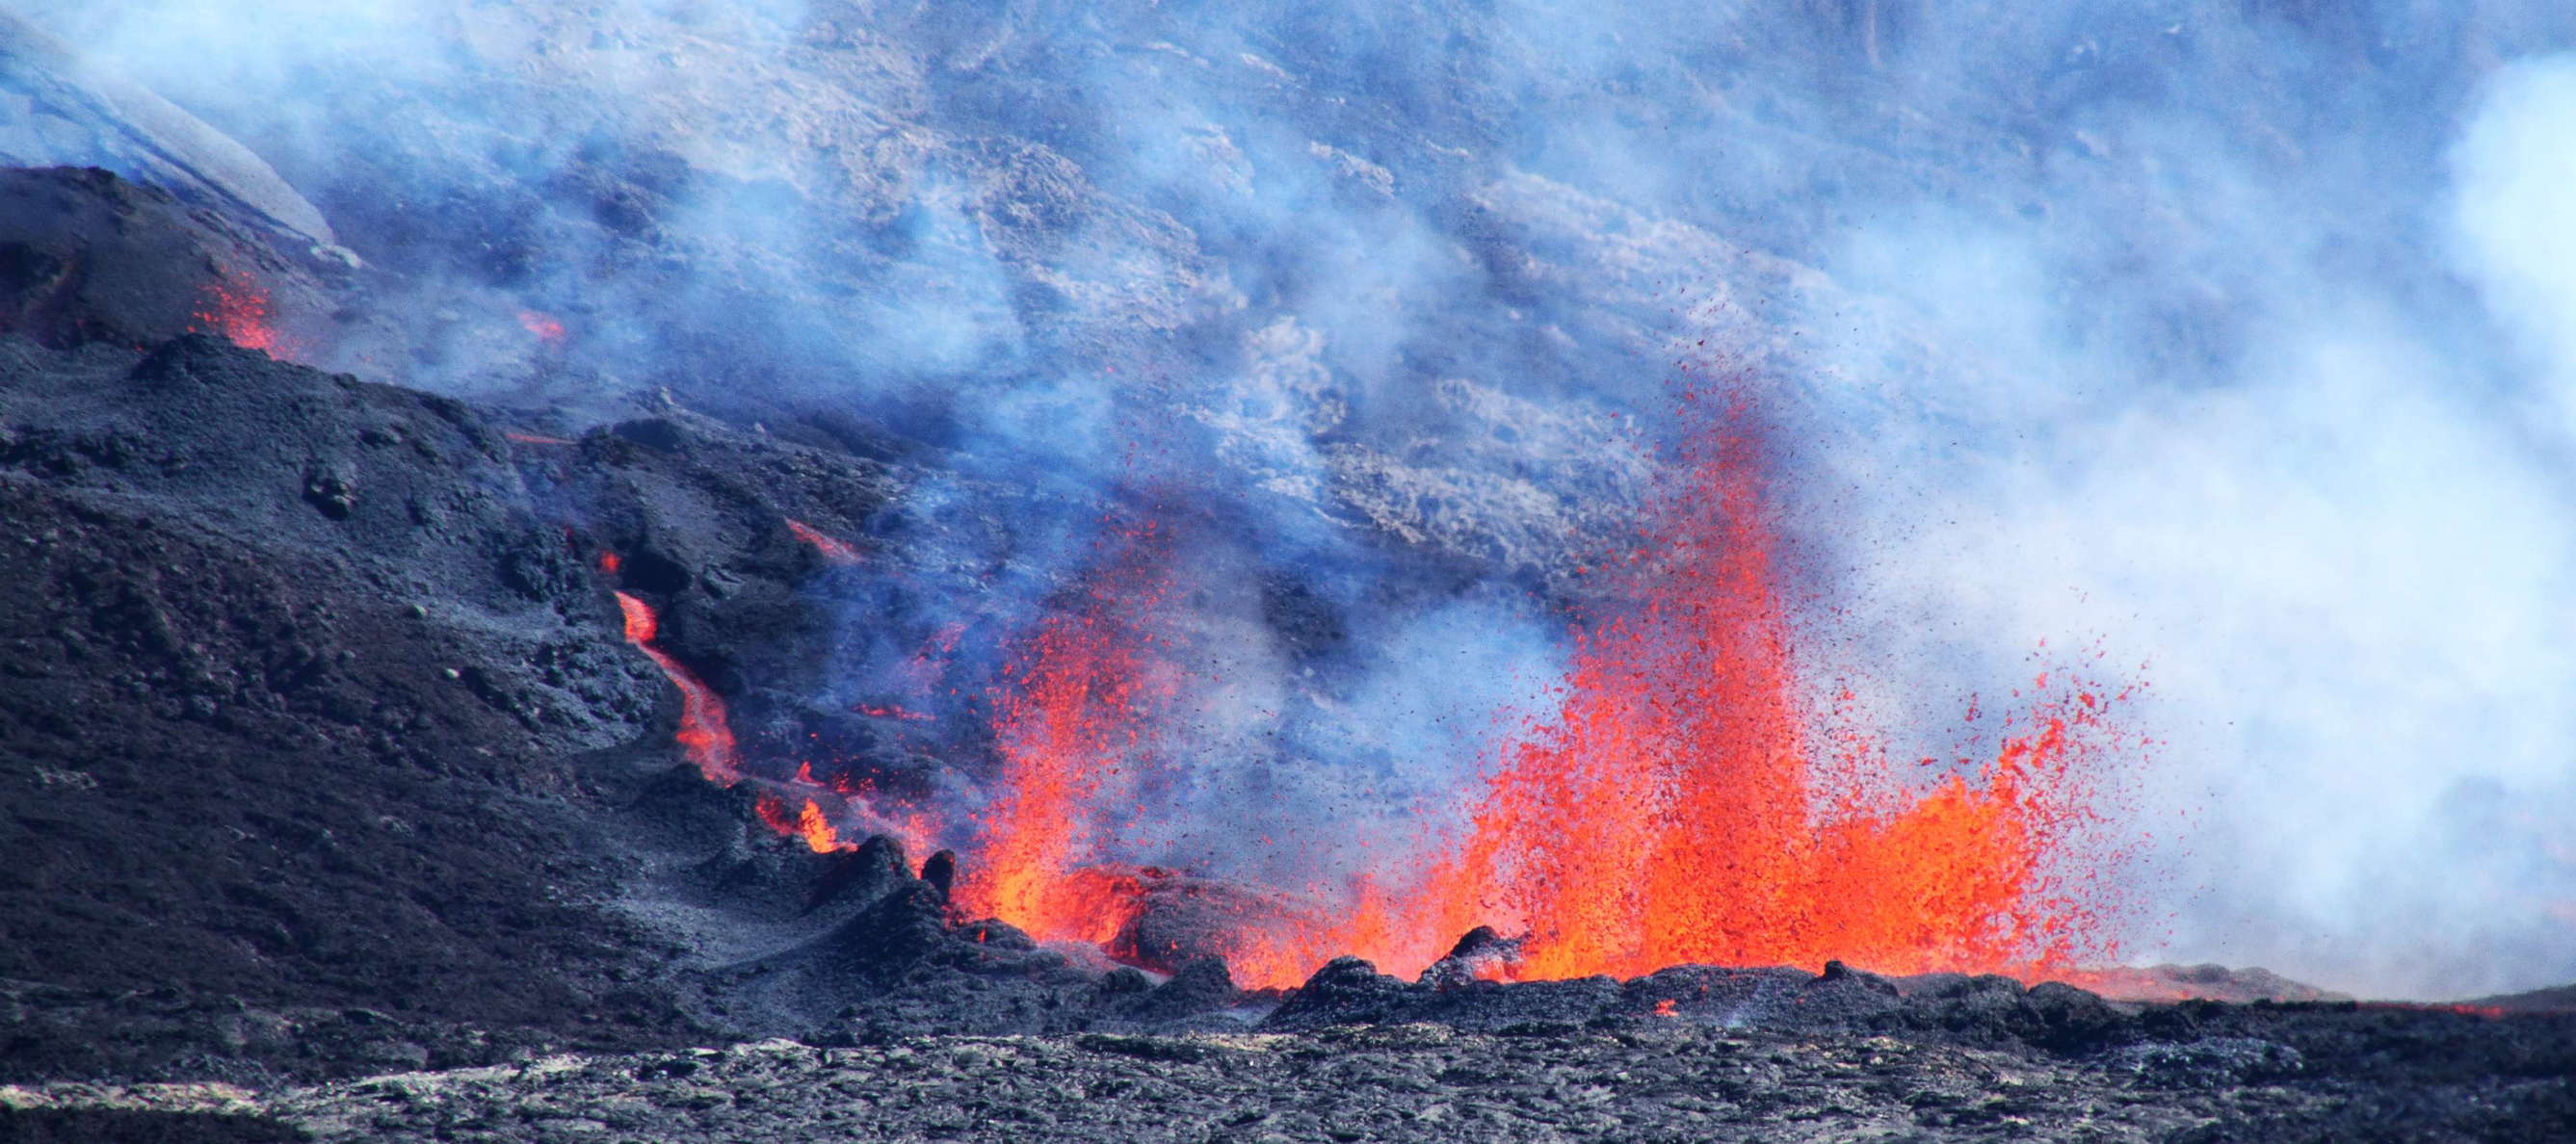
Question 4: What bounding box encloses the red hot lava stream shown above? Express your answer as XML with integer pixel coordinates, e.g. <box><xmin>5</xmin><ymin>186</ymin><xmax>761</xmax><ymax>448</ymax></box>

<box><xmin>786</xmin><ymin>518</ymin><xmax>863</xmax><ymax>564</ymax></box>
<box><xmin>613</xmin><ymin>590</ymin><xmax>742</xmax><ymax>786</ymax></box>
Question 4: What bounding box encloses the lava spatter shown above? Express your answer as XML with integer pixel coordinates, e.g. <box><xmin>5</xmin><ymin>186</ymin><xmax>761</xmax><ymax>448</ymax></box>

<box><xmin>1410</xmin><ymin>376</ymin><xmax>2126</xmax><ymax>981</ymax></box>
<box><xmin>188</xmin><ymin>272</ymin><xmax>288</xmax><ymax>356</ymax></box>
<box><xmin>954</xmin><ymin>516</ymin><xmax>1174</xmax><ymax>947</ymax></box>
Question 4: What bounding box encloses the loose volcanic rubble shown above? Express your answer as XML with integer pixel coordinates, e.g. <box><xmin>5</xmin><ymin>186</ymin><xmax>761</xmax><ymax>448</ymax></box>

<box><xmin>8</xmin><ymin>1008</ymin><xmax>2575</xmax><ymax>1143</ymax></box>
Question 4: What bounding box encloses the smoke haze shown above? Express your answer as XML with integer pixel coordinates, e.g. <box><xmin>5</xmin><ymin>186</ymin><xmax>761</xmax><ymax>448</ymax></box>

<box><xmin>15</xmin><ymin>0</ymin><xmax>2576</xmax><ymax>998</ymax></box>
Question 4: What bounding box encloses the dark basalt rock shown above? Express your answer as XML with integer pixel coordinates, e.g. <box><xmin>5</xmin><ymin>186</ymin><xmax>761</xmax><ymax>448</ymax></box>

<box><xmin>1417</xmin><ymin>924</ymin><xmax>1524</xmax><ymax>988</ymax></box>
<box><xmin>0</xmin><ymin>168</ymin><xmax>331</xmax><ymax>352</ymax></box>
<box><xmin>1263</xmin><ymin>956</ymin><xmax>1414</xmax><ymax>1028</ymax></box>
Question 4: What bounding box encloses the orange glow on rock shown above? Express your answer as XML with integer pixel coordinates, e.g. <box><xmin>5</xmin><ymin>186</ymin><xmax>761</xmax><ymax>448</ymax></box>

<box><xmin>785</xmin><ymin>519</ymin><xmax>862</xmax><ymax>564</ymax></box>
<box><xmin>613</xmin><ymin>589</ymin><xmax>742</xmax><ymax>785</ymax></box>
<box><xmin>189</xmin><ymin>273</ymin><xmax>287</xmax><ymax>355</ymax></box>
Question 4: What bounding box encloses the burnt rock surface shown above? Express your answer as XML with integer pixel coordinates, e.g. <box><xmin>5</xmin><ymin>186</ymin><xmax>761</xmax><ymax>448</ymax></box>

<box><xmin>0</xmin><ymin>331</ymin><xmax>700</xmax><ymax>1083</ymax></box>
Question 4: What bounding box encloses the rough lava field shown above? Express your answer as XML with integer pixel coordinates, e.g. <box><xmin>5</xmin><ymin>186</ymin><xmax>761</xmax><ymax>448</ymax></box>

<box><xmin>4</xmin><ymin>2</ymin><xmax>2576</xmax><ymax>1142</ymax></box>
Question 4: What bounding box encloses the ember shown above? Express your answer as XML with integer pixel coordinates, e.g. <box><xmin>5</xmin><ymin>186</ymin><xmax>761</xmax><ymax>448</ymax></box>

<box><xmin>188</xmin><ymin>273</ymin><xmax>287</xmax><ymax>356</ymax></box>
<box><xmin>518</xmin><ymin>309</ymin><xmax>567</xmax><ymax>346</ymax></box>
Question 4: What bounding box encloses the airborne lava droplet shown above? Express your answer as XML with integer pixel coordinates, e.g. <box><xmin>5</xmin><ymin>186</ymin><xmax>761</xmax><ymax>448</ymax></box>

<box><xmin>189</xmin><ymin>273</ymin><xmax>289</xmax><ymax>356</ymax></box>
<box><xmin>518</xmin><ymin>309</ymin><xmax>567</xmax><ymax>346</ymax></box>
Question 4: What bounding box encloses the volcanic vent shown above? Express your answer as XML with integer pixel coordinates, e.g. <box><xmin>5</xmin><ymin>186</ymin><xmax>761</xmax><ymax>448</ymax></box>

<box><xmin>595</xmin><ymin>355</ymin><xmax>2144</xmax><ymax>1000</ymax></box>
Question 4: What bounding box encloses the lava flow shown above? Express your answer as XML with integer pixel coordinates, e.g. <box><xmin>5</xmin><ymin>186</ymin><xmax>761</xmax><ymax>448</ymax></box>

<box><xmin>613</xmin><ymin>589</ymin><xmax>742</xmax><ymax>785</ymax></box>
<box><xmin>786</xmin><ymin>519</ymin><xmax>863</xmax><ymax>564</ymax></box>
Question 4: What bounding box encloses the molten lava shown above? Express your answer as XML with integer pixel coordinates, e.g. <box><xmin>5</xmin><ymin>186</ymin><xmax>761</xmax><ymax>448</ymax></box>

<box><xmin>785</xmin><ymin>519</ymin><xmax>862</xmax><ymax>564</ymax></box>
<box><xmin>189</xmin><ymin>273</ymin><xmax>286</xmax><ymax>355</ymax></box>
<box><xmin>1403</xmin><ymin>380</ymin><xmax>2118</xmax><ymax>980</ymax></box>
<box><xmin>613</xmin><ymin>589</ymin><xmax>742</xmax><ymax>785</ymax></box>
<box><xmin>952</xmin><ymin>520</ymin><xmax>1171</xmax><ymax>946</ymax></box>
<box><xmin>597</xmin><ymin>366</ymin><xmax>2133</xmax><ymax>993</ymax></box>
<box><xmin>756</xmin><ymin>794</ymin><xmax>847</xmax><ymax>853</ymax></box>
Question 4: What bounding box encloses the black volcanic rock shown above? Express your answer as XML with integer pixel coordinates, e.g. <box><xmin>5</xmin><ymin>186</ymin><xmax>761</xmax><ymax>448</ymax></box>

<box><xmin>1418</xmin><ymin>924</ymin><xmax>1525</xmax><ymax>988</ymax></box>
<box><xmin>0</xmin><ymin>168</ymin><xmax>333</xmax><ymax>352</ymax></box>
<box><xmin>0</xmin><ymin>338</ymin><xmax>697</xmax><ymax>1082</ymax></box>
<box><xmin>1262</xmin><ymin>956</ymin><xmax>1415</xmax><ymax>1028</ymax></box>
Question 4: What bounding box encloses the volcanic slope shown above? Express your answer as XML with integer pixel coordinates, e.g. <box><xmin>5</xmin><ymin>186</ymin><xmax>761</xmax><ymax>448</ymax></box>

<box><xmin>2</xmin><ymin>300</ymin><xmax>2570</xmax><ymax>1144</ymax></box>
<box><xmin>2</xmin><ymin>169</ymin><xmax>2573</xmax><ymax>1142</ymax></box>
<box><xmin>0</xmin><ymin>330</ymin><xmax>707</xmax><ymax>1083</ymax></box>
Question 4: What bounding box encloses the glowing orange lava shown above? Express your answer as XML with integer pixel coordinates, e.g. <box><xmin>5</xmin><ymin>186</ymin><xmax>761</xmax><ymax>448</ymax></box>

<box><xmin>952</xmin><ymin>521</ymin><xmax>1170</xmax><ymax>945</ymax></box>
<box><xmin>794</xmin><ymin>797</ymin><xmax>845</xmax><ymax>852</ymax></box>
<box><xmin>1400</xmin><ymin>380</ymin><xmax>2117</xmax><ymax>981</ymax></box>
<box><xmin>786</xmin><ymin>518</ymin><xmax>862</xmax><ymax>564</ymax></box>
<box><xmin>189</xmin><ymin>274</ymin><xmax>288</xmax><ymax>356</ymax></box>
<box><xmin>1390</xmin><ymin>383</ymin><xmax>2112</xmax><ymax>984</ymax></box>
<box><xmin>613</xmin><ymin>589</ymin><xmax>742</xmax><ymax>785</ymax></box>
<box><xmin>507</xmin><ymin>431</ymin><xmax>577</xmax><ymax>446</ymax></box>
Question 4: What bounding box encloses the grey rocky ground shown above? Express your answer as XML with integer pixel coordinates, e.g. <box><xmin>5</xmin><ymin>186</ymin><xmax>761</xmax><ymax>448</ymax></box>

<box><xmin>0</xmin><ymin>1025</ymin><xmax>2345</xmax><ymax>1142</ymax></box>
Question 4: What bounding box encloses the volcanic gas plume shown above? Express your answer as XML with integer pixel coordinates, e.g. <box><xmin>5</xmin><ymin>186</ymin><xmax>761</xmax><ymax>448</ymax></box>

<box><xmin>617</xmin><ymin>373</ymin><xmax>2140</xmax><ymax>992</ymax></box>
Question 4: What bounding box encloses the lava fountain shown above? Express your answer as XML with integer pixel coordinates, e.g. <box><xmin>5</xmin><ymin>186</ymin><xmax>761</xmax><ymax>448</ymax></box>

<box><xmin>606</xmin><ymin>365</ymin><xmax>2137</xmax><ymax>991</ymax></box>
<box><xmin>1406</xmin><ymin>377</ymin><xmax>2127</xmax><ymax>981</ymax></box>
<box><xmin>952</xmin><ymin>516</ymin><xmax>1175</xmax><ymax>948</ymax></box>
